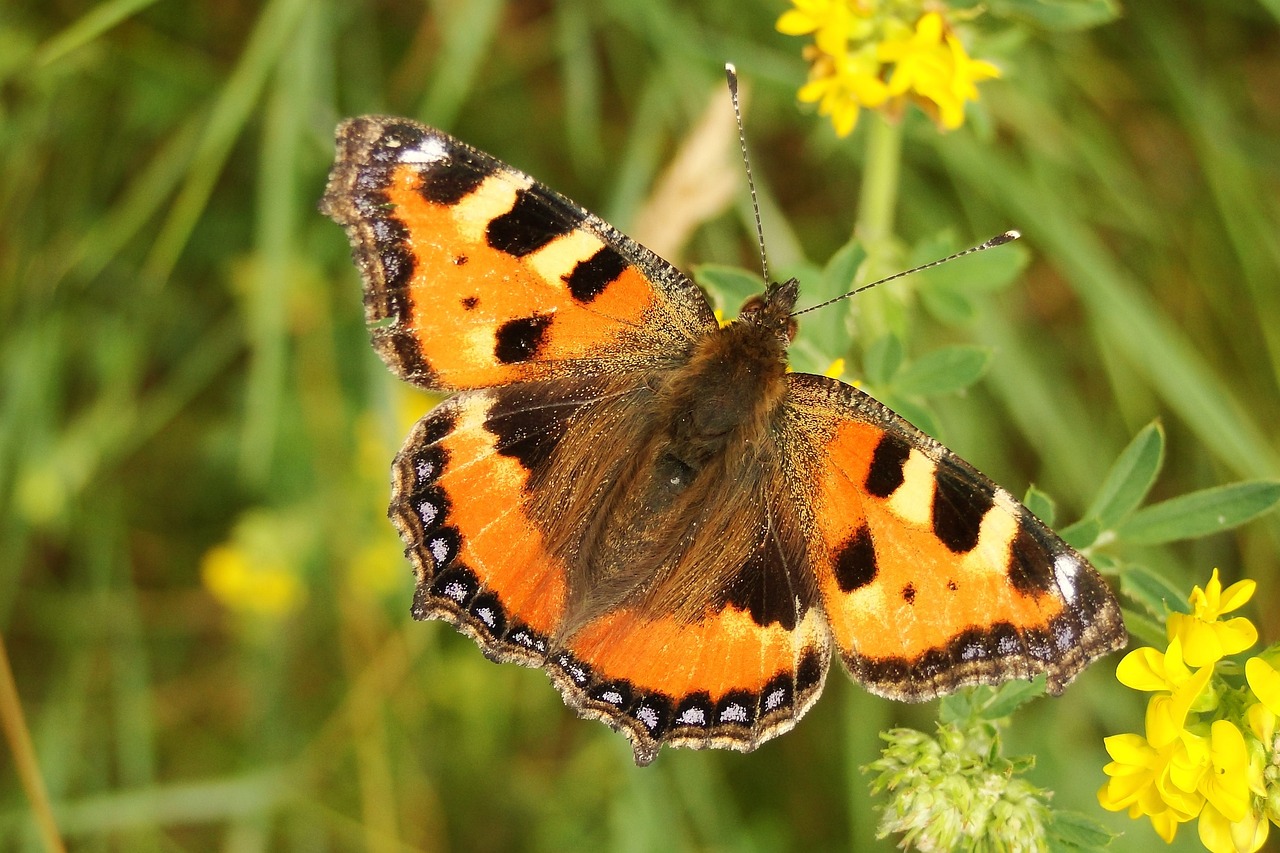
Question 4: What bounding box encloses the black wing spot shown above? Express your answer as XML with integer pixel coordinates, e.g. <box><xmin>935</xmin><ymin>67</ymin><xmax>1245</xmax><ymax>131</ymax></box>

<box><xmin>865</xmin><ymin>432</ymin><xmax>911</xmax><ymax>498</ymax></box>
<box><xmin>494</xmin><ymin>313</ymin><xmax>553</xmax><ymax>364</ymax></box>
<box><xmin>453</xmin><ymin>255</ymin><xmax>469</xmax><ymax>266</ymax></box>
<box><xmin>416</xmin><ymin>148</ymin><xmax>493</xmax><ymax>205</ymax></box>
<box><xmin>1008</xmin><ymin>522</ymin><xmax>1057</xmax><ymax>596</ymax></box>
<box><xmin>460</xmin><ymin>295</ymin><xmax>479</xmax><ymax>310</ymax></box>
<box><xmin>487</xmin><ymin>187</ymin><xmax>583</xmax><ymax>257</ymax></box>
<box><xmin>796</xmin><ymin>648</ymin><xmax>824</xmax><ymax>691</ymax></box>
<box><xmin>901</xmin><ymin>583</ymin><xmax>916</xmax><ymax>604</ymax></box>
<box><xmin>564</xmin><ymin>246</ymin><xmax>629</xmax><ymax>303</ymax></box>
<box><xmin>832</xmin><ymin>523</ymin><xmax>877</xmax><ymax>592</ymax></box>
<box><xmin>932</xmin><ymin>467</ymin><xmax>994</xmax><ymax>554</ymax></box>
<box><xmin>724</xmin><ymin>535</ymin><xmax>799</xmax><ymax>631</ymax></box>
<box><xmin>484</xmin><ymin>383</ymin><xmax>578</xmax><ymax>475</ymax></box>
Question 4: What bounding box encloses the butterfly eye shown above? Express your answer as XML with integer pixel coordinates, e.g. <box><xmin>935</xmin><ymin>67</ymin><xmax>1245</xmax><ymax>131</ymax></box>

<box><xmin>737</xmin><ymin>294</ymin><xmax>766</xmax><ymax>320</ymax></box>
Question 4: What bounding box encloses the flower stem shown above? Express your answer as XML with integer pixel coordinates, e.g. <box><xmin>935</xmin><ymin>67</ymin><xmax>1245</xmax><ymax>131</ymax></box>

<box><xmin>852</xmin><ymin>113</ymin><xmax>904</xmax><ymax>341</ymax></box>
<box><xmin>855</xmin><ymin>112</ymin><xmax>902</xmax><ymax>257</ymax></box>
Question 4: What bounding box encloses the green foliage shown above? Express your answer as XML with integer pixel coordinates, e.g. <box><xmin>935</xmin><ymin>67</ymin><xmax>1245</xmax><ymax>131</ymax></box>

<box><xmin>1048</xmin><ymin>809</ymin><xmax>1120</xmax><ymax>850</ymax></box>
<box><xmin>1114</xmin><ymin>482</ymin><xmax>1280</xmax><ymax>546</ymax></box>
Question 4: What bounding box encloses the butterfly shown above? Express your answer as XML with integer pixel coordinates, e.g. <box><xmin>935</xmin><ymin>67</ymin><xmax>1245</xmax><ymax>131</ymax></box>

<box><xmin>320</xmin><ymin>115</ymin><xmax>1126</xmax><ymax>766</ymax></box>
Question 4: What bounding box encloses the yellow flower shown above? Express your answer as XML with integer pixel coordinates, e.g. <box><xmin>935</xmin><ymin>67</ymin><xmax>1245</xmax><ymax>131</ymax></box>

<box><xmin>1103</xmin><ymin>568</ymin><xmax>1279</xmax><ymax>849</ymax></box>
<box><xmin>823</xmin><ymin>357</ymin><xmax>846</xmax><ymax>378</ymax></box>
<box><xmin>1167</xmin><ymin>568</ymin><xmax>1259</xmax><ymax>667</ymax></box>
<box><xmin>776</xmin><ymin>0</ymin><xmax>875</xmax><ymax>56</ymax></box>
<box><xmin>202</xmin><ymin>543</ymin><xmax>304</xmax><ymax>618</ymax></box>
<box><xmin>200</xmin><ymin>509</ymin><xmax>310</xmax><ymax>618</ymax></box>
<box><xmin>1098</xmin><ymin>731</ymin><xmax>1203</xmax><ymax>841</ymax></box>
<box><xmin>778</xmin><ymin>3</ymin><xmax>1000</xmax><ymax>134</ymax></box>
<box><xmin>1117</xmin><ymin>638</ymin><xmax>1214</xmax><ymax>747</ymax></box>
<box><xmin>798</xmin><ymin>47</ymin><xmax>889</xmax><ymax>136</ymax></box>
<box><xmin>877</xmin><ymin>12</ymin><xmax>1000</xmax><ymax>130</ymax></box>
<box><xmin>1156</xmin><ymin>731</ymin><xmax>1210</xmax><ymax>822</ymax></box>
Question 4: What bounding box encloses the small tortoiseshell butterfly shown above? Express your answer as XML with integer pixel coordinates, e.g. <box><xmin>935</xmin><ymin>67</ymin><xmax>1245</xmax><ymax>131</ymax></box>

<box><xmin>321</xmin><ymin>116</ymin><xmax>1126</xmax><ymax>765</ymax></box>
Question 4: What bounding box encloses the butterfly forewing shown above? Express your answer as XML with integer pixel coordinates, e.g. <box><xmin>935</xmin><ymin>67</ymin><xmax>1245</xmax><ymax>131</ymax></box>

<box><xmin>781</xmin><ymin>374</ymin><xmax>1126</xmax><ymax>701</ymax></box>
<box><xmin>321</xmin><ymin>117</ymin><xmax>716</xmax><ymax>392</ymax></box>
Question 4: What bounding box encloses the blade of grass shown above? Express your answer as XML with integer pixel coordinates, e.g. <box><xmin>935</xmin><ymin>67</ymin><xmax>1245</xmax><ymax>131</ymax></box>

<box><xmin>30</xmin><ymin>771</ymin><xmax>293</xmax><ymax>836</ymax></box>
<box><xmin>31</xmin><ymin>0</ymin><xmax>162</xmax><ymax>69</ymax></box>
<box><xmin>142</xmin><ymin>0</ymin><xmax>312</xmax><ymax>287</ymax></box>
<box><xmin>239</xmin><ymin>7</ymin><xmax>321</xmax><ymax>485</ymax></box>
<box><xmin>0</xmin><ymin>632</ymin><xmax>67</xmax><ymax>853</ymax></box>
<box><xmin>417</xmin><ymin>0</ymin><xmax>504</xmax><ymax>126</ymax></box>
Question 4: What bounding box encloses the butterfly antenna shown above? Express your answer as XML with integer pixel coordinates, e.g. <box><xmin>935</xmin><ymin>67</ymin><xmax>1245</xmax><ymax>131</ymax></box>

<box><xmin>790</xmin><ymin>230</ymin><xmax>1022</xmax><ymax>318</ymax></box>
<box><xmin>725</xmin><ymin>63</ymin><xmax>771</xmax><ymax>286</ymax></box>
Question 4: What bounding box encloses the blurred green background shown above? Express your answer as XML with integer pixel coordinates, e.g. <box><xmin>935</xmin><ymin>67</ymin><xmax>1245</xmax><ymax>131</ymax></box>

<box><xmin>2</xmin><ymin>0</ymin><xmax>1278</xmax><ymax>850</ymax></box>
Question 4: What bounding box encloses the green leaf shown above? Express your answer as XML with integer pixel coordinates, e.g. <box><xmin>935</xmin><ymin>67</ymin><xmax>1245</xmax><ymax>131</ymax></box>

<box><xmin>692</xmin><ymin>264</ymin><xmax>760</xmax><ymax>316</ymax></box>
<box><xmin>1049</xmin><ymin>809</ymin><xmax>1120</xmax><ymax>849</ymax></box>
<box><xmin>1121</xmin><ymin>608</ymin><xmax>1168</xmax><ymax>648</ymax></box>
<box><xmin>938</xmin><ymin>690</ymin><xmax>975</xmax><ymax>725</ymax></box>
<box><xmin>891</xmin><ymin>345</ymin><xmax>992</xmax><ymax>398</ymax></box>
<box><xmin>1114</xmin><ymin>481</ymin><xmax>1280</xmax><ymax>545</ymax></box>
<box><xmin>939</xmin><ymin>677</ymin><xmax>1046</xmax><ymax>725</ymax></box>
<box><xmin>822</xmin><ymin>236</ymin><xmax>866</xmax><ymax>295</ymax></box>
<box><xmin>863</xmin><ymin>333</ymin><xmax>903</xmax><ymax>386</ymax></box>
<box><xmin>977</xmin><ymin>675</ymin><xmax>1047</xmax><ymax>720</ymax></box>
<box><xmin>1085</xmin><ymin>420</ymin><xmax>1165</xmax><ymax>528</ymax></box>
<box><xmin>1058</xmin><ymin>516</ymin><xmax>1101</xmax><ymax>550</ymax></box>
<box><xmin>1119</xmin><ymin>563</ymin><xmax>1191</xmax><ymax>617</ymax></box>
<box><xmin>919</xmin><ymin>285</ymin><xmax>978</xmax><ymax>326</ymax></box>
<box><xmin>917</xmin><ymin>236</ymin><xmax>1030</xmax><ymax>296</ymax></box>
<box><xmin>1023</xmin><ymin>485</ymin><xmax>1057</xmax><ymax>527</ymax></box>
<box><xmin>988</xmin><ymin>0</ymin><xmax>1121</xmax><ymax>31</ymax></box>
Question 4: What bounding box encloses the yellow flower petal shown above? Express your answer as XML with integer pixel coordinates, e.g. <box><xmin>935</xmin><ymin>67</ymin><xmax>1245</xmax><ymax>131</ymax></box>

<box><xmin>777</xmin><ymin>8</ymin><xmax>822</xmax><ymax>36</ymax></box>
<box><xmin>1217</xmin><ymin>577</ymin><xmax>1257</xmax><ymax>614</ymax></box>
<box><xmin>1219</xmin><ymin>616</ymin><xmax>1260</xmax><ymax>654</ymax></box>
<box><xmin>1168</xmin><ymin>611</ymin><xmax>1259</xmax><ymax>668</ymax></box>
<box><xmin>1148</xmin><ymin>807</ymin><xmax>1182</xmax><ymax>843</ymax></box>
<box><xmin>1200</xmin><ymin>721</ymin><xmax>1250</xmax><ymax>823</ymax></box>
<box><xmin>1245</xmin><ymin>700</ymin><xmax>1276</xmax><ymax>745</ymax></box>
<box><xmin>1198</xmin><ymin>801</ymin><xmax>1270</xmax><ymax>853</ymax></box>
<box><xmin>1246</xmin><ymin>657</ymin><xmax>1280</xmax><ymax>716</ymax></box>
<box><xmin>1117</xmin><ymin>646</ymin><xmax>1178</xmax><ymax>692</ymax></box>
<box><xmin>1104</xmin><ymin>732</ymin><xmax>1155</xmax><ymax>765</ymax></box>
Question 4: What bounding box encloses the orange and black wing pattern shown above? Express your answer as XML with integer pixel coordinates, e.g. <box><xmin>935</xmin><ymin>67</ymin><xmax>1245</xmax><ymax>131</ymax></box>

<box><xmin>391</xmin><ymin>375</ymin><xmax>830</xmax><ymax>765</ymax></box>
<box><xmin>781</xmin><ymin>374</ymin><xmax>1126</xmax><ymax>701</ymax></box>
<box><xmin>321</xmin><ymin>116</ymin><xmax>716</xmax><ymax>391</ymax></box>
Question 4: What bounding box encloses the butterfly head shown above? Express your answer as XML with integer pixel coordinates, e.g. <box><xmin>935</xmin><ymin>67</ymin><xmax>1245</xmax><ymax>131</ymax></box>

<box><xmin>736</xmin><ymin>278</ymin><xmax>799</xmax><ymax>346</ymax></box>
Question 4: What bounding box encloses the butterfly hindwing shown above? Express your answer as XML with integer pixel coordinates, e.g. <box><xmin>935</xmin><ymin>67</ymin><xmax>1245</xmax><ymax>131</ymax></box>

<box><xmin>394</xmin><ymin>372</ymin><xmax>832</xmax><ymax>764</ymax></box>
<box><xmin>321</xmin><ymin>117</ymin><xmax>716</xmax><ymax>392</ymax></box>
<box><xmin>782</xmin><ymin>374</ymin><xmax>1126</xmax><ymax>701</ymax></box>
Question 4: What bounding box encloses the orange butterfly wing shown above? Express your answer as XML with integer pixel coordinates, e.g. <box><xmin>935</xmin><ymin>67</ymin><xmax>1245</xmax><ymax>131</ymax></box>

<box><xmin>782</xmin><ymin>374</ymin><xmax>1126</xmax><ymax>700</ymax></box>
<box><xmin>321</xmin><ymin>117</ymin><xmax>716</xmax><ymax>390</ymax></box>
